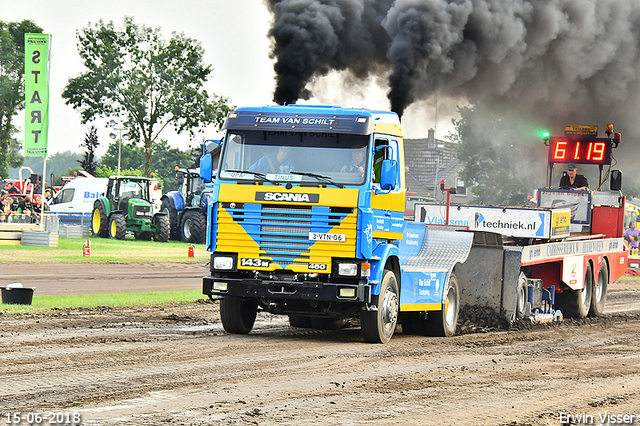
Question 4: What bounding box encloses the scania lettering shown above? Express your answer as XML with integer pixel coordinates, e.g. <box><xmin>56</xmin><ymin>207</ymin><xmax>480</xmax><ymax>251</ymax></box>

<box><xmin>257</xmin><ymin>192</ymin><xmax>319</xmax><ymax>203</ymax></box>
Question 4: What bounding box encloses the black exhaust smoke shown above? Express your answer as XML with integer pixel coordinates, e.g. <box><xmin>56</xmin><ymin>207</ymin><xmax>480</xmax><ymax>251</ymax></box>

<box><xmin>266</xmin><ymin>0</ymin><xmax>640</xmax><ymax>124</ymax></box>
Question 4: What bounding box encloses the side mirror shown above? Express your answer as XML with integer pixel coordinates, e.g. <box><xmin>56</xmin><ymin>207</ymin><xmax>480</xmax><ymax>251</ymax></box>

<box><xmin>200</xmin><ymin>154</ymin><xmax>213</xmax><ymax>184</ymax></box>
<box><xmin>380</xmin><ymin>159</ymin><xmax>397</xmax><ymax>190</ymax></box>
<box><xmin>610</xmin><ymin>169</ymin><xmax>622</xmax><ymax>191</ymax></box>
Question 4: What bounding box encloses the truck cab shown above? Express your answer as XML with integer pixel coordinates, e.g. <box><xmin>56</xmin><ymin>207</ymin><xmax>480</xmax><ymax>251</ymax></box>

<box><xmin>201</xmin><ymin>105</ymin><xmax>417</xmax><ymax>342</ymax></box>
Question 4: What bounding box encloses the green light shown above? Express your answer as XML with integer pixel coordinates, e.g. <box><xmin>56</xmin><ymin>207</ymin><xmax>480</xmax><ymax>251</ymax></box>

<box><xmin>541</xmin><ymin>131</ymin><xmax>550</xmax><ymax>139</ymax></box>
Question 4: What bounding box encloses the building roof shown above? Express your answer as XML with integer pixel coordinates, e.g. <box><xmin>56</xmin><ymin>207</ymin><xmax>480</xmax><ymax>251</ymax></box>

<box><xmin>404</xmin><ymin>137</ymin><xmax>462</xmax><ymax>197</ymax></box>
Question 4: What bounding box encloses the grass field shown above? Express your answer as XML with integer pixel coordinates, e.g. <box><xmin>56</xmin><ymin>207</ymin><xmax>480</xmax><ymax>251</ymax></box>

<box><xmin>0</xmin><ymin>237</ymin><xmax>209</xmax><ymax>263</ymax></box>
<box><xmin>0</xmin><ymin>237</ymin><xmax>211</xmax><ymax>313</ymax></box>
<box><xmin>0</xmin><ymin>290</ymin><xmax>209</xmax><ymax>314</ymax></box>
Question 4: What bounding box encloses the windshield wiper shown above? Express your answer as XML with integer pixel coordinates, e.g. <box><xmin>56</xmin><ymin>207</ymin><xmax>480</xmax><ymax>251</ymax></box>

<box><xmin>225</xmin><ymin>169</ymin><xmax>280</xmax><ymax>186</ymax></box>
<box><xmin>290</xmin><ymin>171</ymin><xmax>343</xmax><ymax>188</ymax></box>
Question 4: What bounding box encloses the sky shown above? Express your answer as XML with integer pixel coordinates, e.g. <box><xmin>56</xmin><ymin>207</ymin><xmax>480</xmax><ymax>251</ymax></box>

<box><xmin>4</xmin><ymin>0</ymin><xmax>451</xmax><ymax>159</ymax></box>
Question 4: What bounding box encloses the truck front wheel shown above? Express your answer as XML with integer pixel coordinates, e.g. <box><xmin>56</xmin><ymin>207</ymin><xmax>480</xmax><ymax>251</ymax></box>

<box><xmin>426</xmin><ymin>273</ymin><xmax>459</xmax><ymax>337</ymax></box>
<box><xmin>361</xmin><ymin>269</ymin><xmax>399</xmax><ymax>344</ymax></box>
<box><xmin>220</xmin><ymin>296</ymin><xmax>258</xmax><ymax>334</ymax></box>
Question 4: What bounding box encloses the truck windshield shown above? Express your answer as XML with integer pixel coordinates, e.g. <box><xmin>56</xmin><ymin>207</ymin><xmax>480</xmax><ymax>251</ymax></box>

<box><xmin>218</xmin><ymin>130</ymin><xmax>369</xmax><ymax>185</ymax></box>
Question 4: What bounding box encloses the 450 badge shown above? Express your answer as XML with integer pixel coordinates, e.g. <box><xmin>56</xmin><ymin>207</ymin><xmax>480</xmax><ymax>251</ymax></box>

<box><xmin>308</xmin><ymin>263</ymin><xmax>327</xmax><ymax>271</ymax></box>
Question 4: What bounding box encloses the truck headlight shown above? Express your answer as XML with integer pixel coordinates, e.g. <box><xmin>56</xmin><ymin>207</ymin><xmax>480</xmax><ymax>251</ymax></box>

<box><xmin>213</xmin><ymin>256</ymin><xmax>234</xmax><ymax>270</ymax></box>
<box><xmin>338</xmin><ymin>263</ymin><xmax>358</xmax><ymax>277</ymax></box>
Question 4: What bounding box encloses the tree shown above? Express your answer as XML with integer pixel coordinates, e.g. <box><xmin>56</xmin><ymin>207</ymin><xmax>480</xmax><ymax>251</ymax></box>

<box><xmin>100</xmin><ymin>139</ymin><xmax>143</xmax><ymax>172</ymax></box>
<box><xmin>451</xmin><ymin>105</ymin><xmax>548</xmax><ymax>206</ymax></box>
<box><xmin>10</xmin><ymin>150</ymin><xmax>83</xmax><ymax>184</ymax></box>
<box><xmin>100</xmin><ymin>138</ymin><xmax>193</xmax><ymax>191</ymax></box>
<box><xmin>62</xmin><ymin>17</ymin><xmax>231</xmax><ymax>176</ymax></box>
<box><xmin>78</xmin><ymin>125</ymin><xmax>100</xmax><ymax>175</ymax></box>
<box><xmin>0</xmin><ymin>20</ymin><xmax>43</xmax><ymax>178</ymax></box>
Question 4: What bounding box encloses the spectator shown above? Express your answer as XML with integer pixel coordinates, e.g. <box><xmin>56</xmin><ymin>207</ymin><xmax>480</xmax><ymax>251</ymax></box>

<box><xmin>1</xmin><ymin>196</ymin><xmax>15</xmax><ymax>214</ymax></box>
<box><xmin>625</xmin><ymin>221</ymin><xmax>640</xmax><ymax>253</ymax></box>
<box><xmin>32</xmin><ymin>196</ymin><xmax>50</xmax><ymax>222</ymax></box>
<box><xmin>17</xmin><ymin>195</ymin><xmax>34</xmax><ymax>215</ymax></box>
<box><xmin>1</xmin><ymin>181</ymin><xmax>20</xmax><ymax>196</ymax></box>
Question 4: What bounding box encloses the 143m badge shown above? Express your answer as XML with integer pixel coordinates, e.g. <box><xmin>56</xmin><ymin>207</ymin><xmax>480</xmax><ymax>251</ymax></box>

<box><xmin>240</xmin><ymin>258</ymin><xmax>270</xmax><ymax>268</ymax></box>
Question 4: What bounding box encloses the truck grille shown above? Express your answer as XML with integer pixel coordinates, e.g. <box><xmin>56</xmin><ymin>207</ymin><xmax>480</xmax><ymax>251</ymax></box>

<box><xmin>217</xmin><ymin>202</ymin><xmax>356</xmax><ymax>268</ymax></box>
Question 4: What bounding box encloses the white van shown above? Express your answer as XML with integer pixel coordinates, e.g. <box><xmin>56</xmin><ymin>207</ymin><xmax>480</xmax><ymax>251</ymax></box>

<box><xmin>49</xmin><ymin>177</ymin><xmax>108</xmax><ymax>226</ymax></box>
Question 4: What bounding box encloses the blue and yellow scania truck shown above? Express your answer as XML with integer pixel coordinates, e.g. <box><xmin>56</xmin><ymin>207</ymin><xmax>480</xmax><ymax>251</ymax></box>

<box><xmin>197</xmin><ymin>104</ymin><xmax>527</xmax><ymax>343</ymax></box>
<box><xmin>200</xmin><ymin>108</ymin><xmax>626</xmax><ymax>343</ymax></box>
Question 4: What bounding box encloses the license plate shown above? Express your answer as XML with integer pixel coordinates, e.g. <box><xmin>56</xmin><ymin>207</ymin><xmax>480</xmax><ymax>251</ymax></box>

<box><xmin>309</xmin><ymin>232</ymin><xmax>346</xmax><ymax>242</ymax></box>
<box><xmin>240</xmin><ymin>258</ymin><xmax>270</xmax><ymax>268</ymax></box>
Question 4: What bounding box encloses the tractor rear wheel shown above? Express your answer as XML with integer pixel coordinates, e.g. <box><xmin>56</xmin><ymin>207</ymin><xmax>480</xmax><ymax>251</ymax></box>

<box><xmin>181</xmin><ymin>210</ymin><xmax>206</xmax><ymax>244</ymax></box>
<box><xmin>153</xmin><ymin>214</ymin><xmax>170</xmax><ymax>242</ymax></box>
<box><xmin>91</xmin><ymin>201</ymin><xmax>108</xmax><ymax>238</ymax></box>
<box><xmin>161</xmin><ymin>197</ymin><xmax>179</xmax><ymax>241</ymax></box>
<box><xmin>108</xmin><ymin>213</ymin><xmax>126</xmax><ymax>240</ymax></box>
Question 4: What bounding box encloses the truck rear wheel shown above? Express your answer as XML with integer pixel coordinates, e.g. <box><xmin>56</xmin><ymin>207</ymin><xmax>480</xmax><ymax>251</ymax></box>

<box><xmin>181</xmin><ymin>210</ymin><xmax>206</xmax><ymax>244</ymax></box>
<box><xmin>589</xmin><ymin>262</ymin><xmax>608</xmax><ymax>317</ymax></box>
<box><xmin>91</xmin><ymin>201</ymin><xmax>108</xmax><ymax>238</ymax></box>
<box><xmin>559</xmin><ymin>264</ymin><xmax>593</xmax><ymax>319</ymax></box>
<box><xmin>361</xmin><ymin>269</ymin><xmax>399</xmax><ymax>344</ymax></box>
<box><xmin>108</xmin><ymin>213</ymin><xmax>126</xmax><ymax>240</ymax></box>
<box><xmin>425</xmin><ymin>273</ymin><xmax>459</xmax><ymax>337</ymax></box>
<box><xmin>153</xmin><ymin>214</ymin><xmax>170</xmax><ymax>242</ymax></box>
<box><xmin>220</xmin><ymin>296</ymin><xmax>258</xmax><ymax>334</ymax></box>
<box><xmin>516</xmin><ymin>272</ymin><xmax>528</xmax><ymax>320</ymax></box>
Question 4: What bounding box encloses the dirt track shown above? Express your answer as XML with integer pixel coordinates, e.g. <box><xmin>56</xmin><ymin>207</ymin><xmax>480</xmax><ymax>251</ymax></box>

<box><xmin>1</xmin><ymin>264</ymin><xmax>640</xmax><ymax>426</ymax></box>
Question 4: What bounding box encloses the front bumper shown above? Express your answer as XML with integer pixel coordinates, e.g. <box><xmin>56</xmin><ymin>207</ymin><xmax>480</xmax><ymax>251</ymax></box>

<box><xmin>203</xmin><ymin>275</ymin><xmax>370</xmax><ymax>303</ymax></box>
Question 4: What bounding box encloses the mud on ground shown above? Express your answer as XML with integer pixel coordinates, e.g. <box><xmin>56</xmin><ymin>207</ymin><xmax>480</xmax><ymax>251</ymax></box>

<box><xmin>1</xmin><ymin>265</ymin><xmax>640</xmax><ymax>425</ymax></box>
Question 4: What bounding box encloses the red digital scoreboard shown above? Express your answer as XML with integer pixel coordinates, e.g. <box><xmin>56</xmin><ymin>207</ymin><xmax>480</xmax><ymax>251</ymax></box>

<box><xmin>548</xmin><ymin>137</ymin><xmax>612</xmax><ymax>165</ymax></box>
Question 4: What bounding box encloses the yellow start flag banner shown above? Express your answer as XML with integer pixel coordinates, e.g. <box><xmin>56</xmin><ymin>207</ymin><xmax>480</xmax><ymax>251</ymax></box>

<box><xmin>24</xmin><ymin>33</ymin><xmax>50</xmax><ymax>157</ymax></box>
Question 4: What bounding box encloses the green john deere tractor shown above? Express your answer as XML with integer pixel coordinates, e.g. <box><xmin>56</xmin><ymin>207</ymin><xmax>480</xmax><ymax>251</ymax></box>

<box><xmin>91</xmin><ymin>176</ymin><xmax>170</xmax><ymax>242</ymax></box>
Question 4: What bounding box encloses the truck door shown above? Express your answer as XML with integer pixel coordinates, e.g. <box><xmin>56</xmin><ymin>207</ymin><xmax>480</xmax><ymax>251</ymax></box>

<box><xmin>371</xmin><ymin>137</ymin><xmax>405</xmax><ymax>239</ymax></box>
